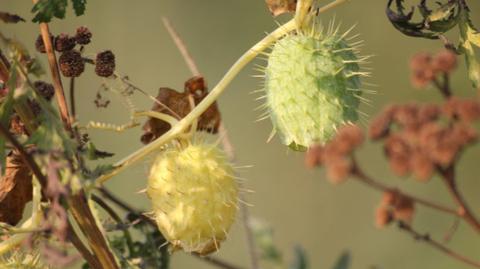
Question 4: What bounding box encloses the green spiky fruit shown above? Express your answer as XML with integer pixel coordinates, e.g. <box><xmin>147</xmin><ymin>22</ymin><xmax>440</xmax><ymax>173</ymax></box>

<box><xmin>147</xmin><ymin>142</ymin><xmax>238</xmax><ymax>255</ymax></box>
<box><xmin>263</xmin><ymin>26</ymin><xmax>365</xmax><ymax>150</ymax></box>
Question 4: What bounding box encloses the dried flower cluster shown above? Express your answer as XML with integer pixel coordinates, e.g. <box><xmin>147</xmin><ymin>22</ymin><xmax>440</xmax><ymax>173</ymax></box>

<box><xmin>369</xmin><ymin>100</ymin><xmax>479</xmax><ymax>181</ymax></box>
<box><xmin>305</xmin><ymin>125</ymin><xmax>364</xmax><ymax>183</ymax></box>
<box><xmin>410</xmin><ymin>49</ymin><xmax>457</xmax><ymax>88</ymax></box>
<box><xmin>375</xmin><ymin>190</ymin><xmax>414</xmax><ymax>228</ymax></box>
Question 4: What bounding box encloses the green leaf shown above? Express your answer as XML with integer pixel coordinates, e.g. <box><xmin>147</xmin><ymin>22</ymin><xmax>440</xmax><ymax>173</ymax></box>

<box><xmin>458</xmin><ymin>5</ymin><xmax>480</xmax><ymax>88</ymax></box>
<box><xmin>289</xmin><ymin>246</ymin><xmax>309</xmax><ymax>269</ymax></box>
<box><xmin>331</xmin><ymin>251</ymin><xmax>351</xmax><ymax>269</ymax></box>
<box><xmin>72</xmin><ymin>0</ymin><xmax>87</xmax><ymax>16</ymax></box>
<box><xmin>31</xmin><ymin>0</ymin><xmax>68</xmax><ymax>23</ymax></box>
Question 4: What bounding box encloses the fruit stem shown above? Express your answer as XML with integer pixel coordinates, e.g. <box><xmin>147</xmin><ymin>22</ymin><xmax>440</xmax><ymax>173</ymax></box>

<box><xmin>93</xmin><ymin>0</ymin><xmax>350</xmax><ymax>187</ymax></box>
<box><xmin>92</xmin><ymin>19</ymin><xmax>296</xmax><ymax>187</ymax></box>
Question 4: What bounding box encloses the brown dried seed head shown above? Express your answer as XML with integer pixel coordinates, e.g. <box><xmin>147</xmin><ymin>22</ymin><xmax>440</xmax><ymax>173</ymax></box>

<box><xmin>410</xmin><ymin>150</ymin><xmax>434</xmax><ymax>182</ymax></box>
<box><xmin>418</xmin><ymin>104</ymin><xmax>441</xmax><ymax>124</ymax></box>
<box><xmin>455</xmin><ymin>99</ymin><xmax>480</xmax><ymax>122</ymax></box>
<box><xmin>54</xmin><ymin>33</ymin><xmax>76</xmax><ymax>52</ymax></box>
<box><xmin>305</xmin><ymin>144</ymin><xmax>324</xmax><ymax>169</ymax></box>
<box><xmin>393</xmin><ymin>195</ymin><xmax>415</xmax><ymax>223</ymax></box>
<box><xmin>35</xmin><ymin>34</ymin><xmax>53</xmax><ymax>53</ymax></box>
<box><xmin>410</xmin><ymin>52</ymin><xmax>436</xmax><ymax>88</ymax></box>
<box><xmin>392</xmin><ymin>104</ymin><xmax>420</xmax><ymax>129</ymax></box>
<box><xmin>75</xmin><ymin>26</ymin><xmax>92</xmax><ymax>45</ymax></box>
<box><xmin>375</xmin><ymin>206</ymin><xmax>393</xmax><ymax>228</ymax></box>
<box><xmin>33</xmin><ymin>80</ymin><xmax>55</xmax><ymax>101</ymax></box>
<box><xmin>432</xmin><ymin>49</ymin><xmax>457</xmax><ymax>74</ymax></box>
<box><xmin>95</xmin><ymin>50</ymin><xmax>116</xmax><ymax>77</ymax></box>
<box><xmin>59</xmin><ymin>50</ymin><xmax>85</xmax><ymax>77</ymax></box>
<box><xmin>381</xmin><ymin>190</ymin><xmax>397</xmax><ymax>206</ymax></box>
<box><xmin>325</xmin><ymin>157</ymin><xmax>351</xmax><ymax>184</ymax></box>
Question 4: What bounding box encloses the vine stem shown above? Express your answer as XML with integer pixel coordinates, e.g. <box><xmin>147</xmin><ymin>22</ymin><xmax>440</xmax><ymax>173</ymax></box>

<box><xmin>397</xmin><ymin>221</ymin><xmax>480</xmax><ymax>268</ymax></box>
<box><xmin>93</xmin><ymin>18</ymin><xmax>296</xmax><ymax>187</ymax></box>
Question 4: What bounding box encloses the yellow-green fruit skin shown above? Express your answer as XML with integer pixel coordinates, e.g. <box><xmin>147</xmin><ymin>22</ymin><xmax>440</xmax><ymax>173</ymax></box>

<box><xmin>147</xmin><ymin>143</ymin><xmax>238</xmax><ymax>255</ymax></box>
<box><xmin>265</xmin><ymin>32</ymin><xmax>362</xmax><ymax>150</ymax></box>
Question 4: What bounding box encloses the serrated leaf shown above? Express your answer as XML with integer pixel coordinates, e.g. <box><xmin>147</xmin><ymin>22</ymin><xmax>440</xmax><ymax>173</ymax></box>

<box><xmin>289</xmin><ymin>246</ymin><xmax>308</xmax><ymax>269</ymax></box>
<box><xmin>71</xmin><ymin>0</ymin><xmax>87</xmax><ymax>16</ymax></box>
<box><xmin>332</xmin><ymin>251</ymin><xmax>350</xmax><ymax>269</ymax></box>
<box><xmin>386</xmin><ymin>0</ymin><xmax>460</xmax><ymax>39</ymax></box>
<box><xmin>427</xmin><ymin>2</ymin><xmax>456</xmax><ymax>23</ymax></box>
<box><xmin>31</xmin><ymin>0</ymin><xmax>68</xmax><ymax>23</ymax></box>
<box><xmin>459</xmin><ymin>6</ymin><xmax>480</xmax><ymax>88</ymax></box>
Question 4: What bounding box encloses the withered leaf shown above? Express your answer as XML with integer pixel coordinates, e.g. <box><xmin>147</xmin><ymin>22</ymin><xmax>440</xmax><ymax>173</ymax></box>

<box><xmin>141</xmin><ymin>76</ymin><xmax>221</xmax><ymax>144</ymax></box>
<box><xmin>0</xmin><ymin>150</ymin><xmax>33</xmax><ymax>225</ymax></box>
<box><xmin>265</xmin><ymin>0</ymin><xmax>296</xmax><ymax>17</ymax></box>
<box><xmin>0</xmin><ymin>12</ymin><xmax>26</xmax><ymax>24</ymax></box>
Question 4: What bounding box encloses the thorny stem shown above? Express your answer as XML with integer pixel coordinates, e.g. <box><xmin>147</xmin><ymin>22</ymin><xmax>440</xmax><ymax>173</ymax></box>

<box><xmin>397</xmin><ymin>221</ymin><xmax>480</xmax><ymax>268</ymax></box>
<box><xmin>91</xmin><ymin>194</ymin><xmax>135</xmax><ymax>255</ymax></box>
<box><xmin>67</xmin><ymin>221</ymin><xmax>102</xmax><ymax>269</ymax></box>
<box><xmin>68</xmin><ymin>192</ymin><xmax>120</xmax><ymax>269</ymax></box>
<box><xmin>438</xmin><ymin>166</ymin><xmax>480</xmax><ymax>233</ymax></box>
<box><xmin>163</xmin><ymin>17</ymin><xmax>260</xmax><ymax>269</ymax></box>
<box><xmin>350</xmin><ymin>158</ymin><xmax>460</xmax><ymax>217</ymax></box>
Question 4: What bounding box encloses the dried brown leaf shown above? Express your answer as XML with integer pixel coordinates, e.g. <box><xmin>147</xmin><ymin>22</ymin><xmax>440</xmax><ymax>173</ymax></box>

<box><xmin>141</xmin><ymin>76</ymin><xmax>221</xmax><ymax>144</ymax></box>
<box><xmin>0</xmin><ymin>12</ymin><xmax>25</xmax><ymax>24</ymax></box>
<box><xmin>265</xmin><ymin>0</ymin><xmax>297</xmax><ymax>16</ymax></box>
<box><xmin>0</xmin><ymin>151</ymin><xmax>32</xmax><ymax>225</ymax></box>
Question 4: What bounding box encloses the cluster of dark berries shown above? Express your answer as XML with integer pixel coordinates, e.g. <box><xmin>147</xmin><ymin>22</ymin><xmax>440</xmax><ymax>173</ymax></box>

<box><xmin>369</xmin><ymin>100</ymin><xmax>479</xmax><ymax>181</ymax></box>
<box><xmin>410</xmin><ymin>49</ymin><xmax>457</xmax><ymax>88</ymax></box>
<box><xmin>375</xmin><ymin>190</ymin><xmax>414</xmax><ymax>228</ymax></box>
<box><xmin>35</xmin><ymin>26</ymin><xmax>115</xmax><ymax>78</ymax></box>
<box><xmin>305</xmin><ymin>125</ymin><xmax>364</xmax><ymax>183</ymax></box>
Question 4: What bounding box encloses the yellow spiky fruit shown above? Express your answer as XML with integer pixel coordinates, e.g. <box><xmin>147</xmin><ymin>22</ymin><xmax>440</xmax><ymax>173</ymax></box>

<box><xmin>147</xmin><ymin>142</ymin><xmax>238</xmax><ymax>255</ymax></box>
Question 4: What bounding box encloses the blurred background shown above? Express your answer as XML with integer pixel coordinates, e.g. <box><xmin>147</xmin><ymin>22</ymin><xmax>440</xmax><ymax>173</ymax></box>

<box><xmin>2</xmin><ymin>0</ymin><xmax>480</xmax><ymax>268</ymax></box>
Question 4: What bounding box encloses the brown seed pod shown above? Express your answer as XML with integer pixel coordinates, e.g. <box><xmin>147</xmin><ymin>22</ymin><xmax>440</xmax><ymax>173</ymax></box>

<box><xmin>33</xmin><ymin>80</ymin><xmax>55</xmax><ymax>101</ymax></box>
<box><xmin>54</xmin><ymin>33</ymin><xmax>76</xmax><ymax>52</ymax></box>
<box><xmin>95</xmin><ymin>50</ymin><xmax>115</xmax><ymax>77</ymax></box>
<box><xmin>59</xmin><ymin>50</ymin><xmax>85</xmax><ymax>77</ymax></box>
<box><xmin>35</xmin><ymin>34</ymin><xmax>53</xmax><ymax>53</ymax></box>
<box><xmin>75</xmin><ymin>26</ymin><xmax>92</xmax><ymax>45</ymax></box>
